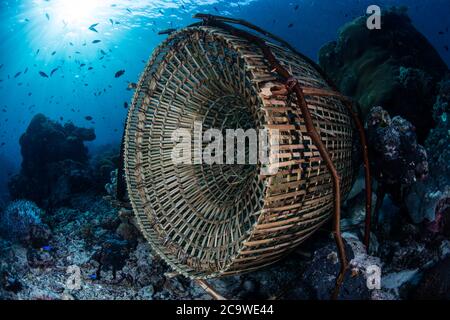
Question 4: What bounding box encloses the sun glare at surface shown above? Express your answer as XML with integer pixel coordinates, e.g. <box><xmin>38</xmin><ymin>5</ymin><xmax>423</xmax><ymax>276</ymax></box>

<box><xmin>33</xmin><ymin>0</ymin><xmax>112</xmax><ymax>31</ymax></box>
<box><xmin>52</xmin><ymin>0</ymin><xmax>103</xmax><ymax>26</ymax></box>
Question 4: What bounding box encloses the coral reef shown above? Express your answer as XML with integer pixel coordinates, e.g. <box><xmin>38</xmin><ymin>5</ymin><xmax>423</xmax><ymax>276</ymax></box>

<box><xmin>8</xmin><ymin>114</ymin><xmax>96</xmax><ymax>208</ymax></box>
<box><xmin>7</xmin><ymin>115</ymin><xmax>121</xmax><ymax>209</ymax></box>
<box><xmin>366</xmin><ymin>106</ymin><xmax>428</xmax><ymax>189</ymax></box>
<box><xmin>0</xmin><ymin>193</ymin><xmax>386</xmax><ymax>300</ymax></box>
<box><xmin>319</xmin><ymin>7</ymin><xmax>448</xmax><ymax>140</ymax></box>
<box><xmin>425</xmin><ymin>76</ymin><xmax>450</xmax><ymax>189</ymax></box>
<box><xmin>89</xmin><ymin>144</ymin><xmax>121</xmax><ymax>194</ymax></box>
<box><xmin>0</xmin><ymin>200</ymin><xmax>50</xmax><ymax>247</ymax></box>
<box><xmin>1</xmin><ymin>7</ymin><xmax>450</xmax><ymax>301</ymax></box>
<box><xmin>404</xmin><ymin>77</ymin><xmax>450</xmax><ymax>225</ymax></box>
<box><xmin>365</xmin><ymin>107</ymin><xmax>429</xmax><ymax>227</ymax></box>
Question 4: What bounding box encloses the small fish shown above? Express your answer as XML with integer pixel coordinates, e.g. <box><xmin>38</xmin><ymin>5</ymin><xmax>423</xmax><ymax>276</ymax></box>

<box><xmin>35</xmin><ymin>49</ymin><xmax>40</xmax><ymax>56</ymax></box>
<box><xmin>100</xmin><ymin>49</ymin><xmax>107</xmax><ymax>55</ymax></box>
<box><xmin>1</xmin><ymin>142</ymin><xmax>5</xmax><ymax>147</ymax></box>
<box><xmin>80</xmin><ymin>63</ymin><xmax>86</xmax><ymax>67</ymax></box>
<box><xmin>42</xmin><ymin>245</ymin><xmax>52</xmax><ymax>251</ymax></box>
<box><xmin>50</xmin><ymin>67</ymin><xmax>59</xmax><ymax>76</ymax></box>
<box><xmin>85</xmin><ymin>116</ymin><xmax>93</xmax><ymax>121</ymax></box>
<box><xmin>88</xmin><ymin>67</ymin><xmax>93</xmax><ymax>70</ymax></box>
<box><xmin>127</xmin><ymin>82</ymin><xmax>137</xmax><ymax>90</ymax></box>
<box><xmin>214</xmin><ymin>7</ymin><xmax>219</xmax><ymax>13</ymax></box>
<box><xmin>124</xmin><ymin>102</ymin><xmax>129</xmax><ymax>109</ymax></box>
<box><xmin>89</xmin><ymin>274</ymin><xmax>97</xmax><ymax>280</ymax></box>
<box><xmin>14</xmin><ymin>72</ymin><xmax>22</xmax><ymax>78</ymax></box>
<box><xmin>288</xmin><ymin>23</ymin><xmax>294</xmax><ymax>28</ymax></box>
<box><xmin>88</xmin><ymin>23</ymin><xmax>99</xmax><ymax>33</ymax></box>
<box><xmin>45</xmin><ymin>13</ymin><xmax>50</xmax><ymax>20</ymax></box>
<box><xmin>114</xmin><ymin>69</ymin><xmax>125</xmax><ymax>78</ymax></box>
<box><xmin>24</xmin><ymin>67</ymin><xmax>28</xmax><ymax>74</ymax></box>
<box><xmin>438</xmin><ymin>31</ymin><xmax>445</xmax><ymax>35</ymax></box>
<box><xmin>69</xmin><ymin>42</ymin><xmax>74</xmax><ymax>46</ymax></box>
<box><xmin>294</xmin><ymin>4</ymin><xmax>299</xmax><ymax>11</ymax></box>
<box><xmin>51</xmin><ymin>51</ymin><xmax>56</xmax><ymax>56</ymax></box>
<box><xmin>109</xmin><ymin>19</ymin><xmax>114</xmax><ymax>26</ymax></box>
<box><xmin>126</xmin><ymin>8</ymin><xmax>132</xmax><ymax>13</ymax></box>
<box><xmin>92</xmin><ymin>40</ymin><xmax>101</xmax><ymax>44</ymax></box>
<box><xmin>39</xmin><ymin>71</ymin><xmax>49</xmax><ymax>78</ymax></box>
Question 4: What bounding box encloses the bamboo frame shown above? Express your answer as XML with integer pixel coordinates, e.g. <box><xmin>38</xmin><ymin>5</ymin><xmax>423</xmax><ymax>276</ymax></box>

<box><xmin>124</xmin><ymin>24</ymin><xmax>358</xmax><ymax>280</ymax></box>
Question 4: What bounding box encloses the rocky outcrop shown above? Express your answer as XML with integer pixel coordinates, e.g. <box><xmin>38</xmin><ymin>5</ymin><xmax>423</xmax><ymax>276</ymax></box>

<box><xmin>8</xmin><ymin>114</ymin><xmax>96</xmax><ymax>208</ymax></box>
<box><xmin>319</xmin><ymin>7</ymin><xmax>448</xmax><ymax>141</ymax></box>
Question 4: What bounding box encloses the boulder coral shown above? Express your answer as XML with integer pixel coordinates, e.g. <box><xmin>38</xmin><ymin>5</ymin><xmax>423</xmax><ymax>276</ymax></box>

<box><xmin>8</xmin><ymin>114</ymin><xmax>96</xmax><ymax>208</ymax></box>
<box><xmin>319</xmin><ymin>7</ymin><xmax>448</xmax><ymax>141</ymax></box>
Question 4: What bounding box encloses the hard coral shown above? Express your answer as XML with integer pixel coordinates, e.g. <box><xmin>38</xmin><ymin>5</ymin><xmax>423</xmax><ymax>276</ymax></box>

<box><xmin>367</xmin><ymin>106</ymin><xmax>428</xmax><ymax>188</ymax></box>
<box><xmin>319</xmin><ymin>7</ymin><xmax>447</xmax><ymax>141</ymax></box>
<box><xmin>8</xmin><ymin>114</ymin><xmax>97</xmax><ymax>208</ymax></box>
<box><xmin>0</xmin><ymin>200</ymin><xmax>50</xmax><ymax>246</ymax></box>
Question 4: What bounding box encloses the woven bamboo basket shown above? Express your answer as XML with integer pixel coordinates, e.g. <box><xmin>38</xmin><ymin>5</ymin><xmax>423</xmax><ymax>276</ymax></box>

<box><xmin>124</xmin><ymin>23</ymin><xmax>357</xmax><ymax>279</ymax></box>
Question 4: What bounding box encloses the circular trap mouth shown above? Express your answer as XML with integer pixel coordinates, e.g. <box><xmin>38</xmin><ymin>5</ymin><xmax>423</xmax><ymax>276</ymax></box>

<box><xmin>124</xmin><ymin>25</ymin><xmax>356</xmax><ymax>278</ymax></box>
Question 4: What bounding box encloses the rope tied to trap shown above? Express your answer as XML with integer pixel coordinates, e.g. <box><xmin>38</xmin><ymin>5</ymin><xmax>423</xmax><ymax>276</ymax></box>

<box><xmin>123</xmin><ymin>13</ymin><xmax>373</xmax><ymax>299</ymax></box>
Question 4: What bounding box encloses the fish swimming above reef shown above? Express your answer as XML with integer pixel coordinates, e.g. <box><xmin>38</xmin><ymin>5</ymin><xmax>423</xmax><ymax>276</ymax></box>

<box><xmin>50</xmin><ymin>67</ymin><xmax>59</xmax><ymax>76</ymax></box>
<box><xmin>92</xmin><ymin>40</ymin><xmax>101</xmax><ymax>44</ymax></box>
<box><xmin>85</xmin><ymin>116</ymin><xmax>93</xmax><ymax>121</ymax></box>
<box><xmin>14</xmin><ymin>72</ymin><xmax>21</xmax><ymax>78</ymax></box>
<box><xmin>39</xmin><ymin>71</ymin><xmax>49</xmax><ymax>78</ymax></box>
<box><xmin>89</xmin><ymin>23</ymin><xmax>99</xmax><ymax>33</ymax></box>
<box><xmin>114</xmin><ymin>70</ymin><xmax>125</xmax><ymax>78</ymax></box>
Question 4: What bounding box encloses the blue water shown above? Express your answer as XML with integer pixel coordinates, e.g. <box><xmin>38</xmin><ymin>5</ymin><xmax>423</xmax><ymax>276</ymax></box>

<box><xmin>0</xmin><ymin>0</ymin><xmax>449</xmax><ymax>196</ymax></box>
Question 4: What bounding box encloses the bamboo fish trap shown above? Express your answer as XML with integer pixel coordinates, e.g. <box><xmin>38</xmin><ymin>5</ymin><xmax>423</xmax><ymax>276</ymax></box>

<box><xmin>123</xmin><ymin>15</ymin><xmax>367</xmax><ymax>281</ymax></box>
